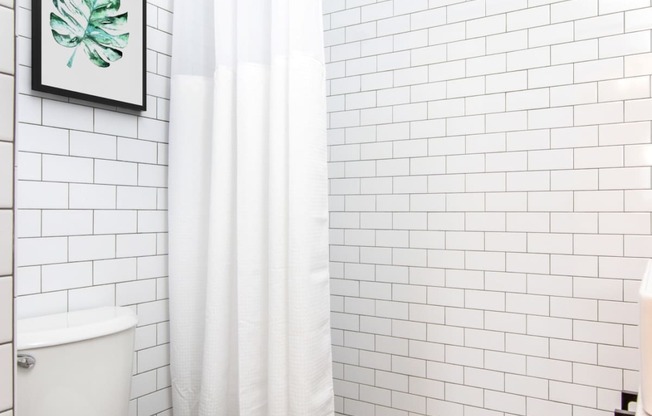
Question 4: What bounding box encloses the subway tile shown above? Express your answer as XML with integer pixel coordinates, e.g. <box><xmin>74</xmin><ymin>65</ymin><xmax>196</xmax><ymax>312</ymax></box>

<box><xmin>507</xmin><ymin>5</ymin><xmax>549</xmax><ymax>31</ymax></box>
<box><xmin>530</xmin><ymin>22</ymin><xmax>574</xmax><ymax>47</ymax></box>
<box><xmin>394</xmin><ymin>30</ymin><xmax>428</xmax><ymax>52</ymax></box>
<box><xmin>467</xmin><ymin>14</ymin><xmax>505</xmax><ymax>38</ymax></box>
<box><xmin>16</xmin><ymin>291</ymin><xmax>68</xmax><ymax>319</ymax></box>
<box><xmin>377</xmin><ymin>51</ymin><xmax>410</xmax><ymax>71</ymax></box>
<box><xmin>0</xmin><ymin>344</ymin><xmax>12</xmax><ymax>411</ymax></box>
<box><xmin>573</xmin><ymin>363</ymin><xmax>622</xmax><ymax>390</ymax></box>
<box><xmin>69</xmin><ymin>184</ymin><xmax>115</xmax><ymax>209</ymax></box>
<box><xmin>139</xmin><ymin>164</ymin><xmax>168</xmax><ymax>187</ymax></box>
<box><xmin>508</xmin><ymin>46</ymin><xmax>550</xmax><ymax>71</ymax></box>
<box><xmin>507</xmin><ymin>88</ymin><xmax>549</xmax><ymax>111</ymax></box>
<box><xmin>575</xmin><ymin>146</ymin><xmax>623</xmax><ymax>169</ymax></box>
<box><xmin>577</xmin><ymin>102</ymin><xmax>624</xmax><ymax>126</ymax></box>
<box><xmin>16</xmin><ymin>237</ymin><xmax>67</xmax><ymax>267</ymax></box>
<box><xmin>527</xmin><ymin>274</ymin><xmax>572</xmax><ymax>297</ymax></box>
<box><xmin>70</xmin><ymin>131</ymin><xmax>117</xmax><ymax>160</ymax></box>
<box><xmin>0</xmin><ymin>74</ymin><xmax>14</xmax><ymax>142</ymax></box>
<box><xmin>551</xmin><ymin>126</ymin><xmax>598</xmax><ymax>149</ymax></box>
<box><xmin>117</xmin><ymin>280</ymin><xmax>157</xmax><ymax>306</ymax></box>
<box><xmin>485</xmin><ymin>390</ymin><xmax>526</xmax><ymax>414</ymax></box>
<box><xmin>527</xmin><ymin>64</ymin><xmax>573</xmax><ymax>89</ymax></box>
<box><xmin>69</xmin><ymin>235</ymin><xmax>115</xmax><ymax>262</ymax></box>
<box><xmin>16</xmin><ymin>94</ymin><xmax>40</xmax><ymax>127</ymax></box>
<box><xmin>505</xmin><ymin>374</ymin><xmax>548</xmax><ymax>400</ymax></box>
<box><xmin>0</xmin><ymin>7</ymin><xmax>14</xmax><ymax>75</ymax></box>
<box><xmin>550</xmin><ymin>83</ymin><xmax>597</xmax><ymax>106</ymax></box>
<box><xmin>527</xmin><ymin>398</ymin><xmax>572</xmax><ymax>416</ymax></box>
<box><xmin>41</xmin><ymin>262</ymin><xmax>92</xmax><ymax>292</ymax></box>
<box><xmin>0</xmin><ymin>280</ymin><xmax>10</xmax><ymax>345</ymax></box>
<box><xmin>16</xmin><ymin>123</ymin><xmax>68</xmax><ymax>155</ymax></box>
<box><xmin>527</xmin><ymin>356</ymin><xmax>572</xmax><ymax>382</ymax></box>
<box><xmin>118</xmin><ymin>138</ymin><xmax>158</xmax><ymax>164</ymax></box>
<box><xmin>551</xmin><ymin>0</ymin><xmax>598</xmax><ymax>23</ymax></box>
<box><xmin>411</xmin><ymin>8</ymin><xmax>446</xmax><ymax>30</ymax></box>
<box><xmin>487</xmin><ymin>30</ymin><xmax>528</xmax><ymax>54</ymax></box>
<box><xmin>576</xmin><ymin>13</ymin><xmax>624</xmax><ymax>40</ymax></box>
<box><xmin>0</xmin><ymin>143</ymin><xmax>12</xmax><ymax>208</ymax></box>
<box><xmin>466</xmin><ymin>54</ymin><xmax>507</xmax><ymax>77</ymax></box>
<box><xmin>485</xmin><ymin>350</ymin><xmax>526</xmax><ymax>374</ymax></box>
<box><xmin>487</xmin><ymin>70</ymin><xmax>528</xmax><ymax>92</ymax></box>
<box><xmin>528</xmin><ymin>107</ymin><xmax>574</xmax><ymax>129</ymax></box>
<box><xmin>486</xmin><ymin>0</ymin><xmax>527</xmax><ymax>15</ymax></box>
<box><xmin>42</xmin><ymin>100</ymin><xmax>93</xmax><ymax>132</ymax></box>
<box><xmin>600</xmin><ymin>31</ymin><xmax>651</xmax><ymax>58</ymax></box>
<box><xmin>626</xmin><ymin>98</ymin><xmax>652</xmax><ymax>122</ymax></box>
<box><xmin>599</xmin><ymin>76</ymin><xmax>650</xmax><ymax>102</ymax></box>
<box><xmin>575</xmin><ymin>57</ymin><xmax>623</xmax><ymax>83</ymax></box>
<box><xmin>95</xmin><ymin>110</ymin><xmax>138</xmax><ymax>138</ymax></box>
<box><xmin>600</xmin><ymin>0</ymin><xmax>649</xmax><ymax>14</ymax></box>
<box><xmin>600</xmin><ymin>167</ymin><xmax>651</xmax><ymax>190</ymax></box>
<box><xmin>15</xmin><ymin>210</ymin><xmax>41</xmax><ymax>238</ymax></box>
<box><xmin>429</xmin><ymin>60</ymin><xmax>466</xmax><ymax>82</ymax></box>
<box><xmin>447</xmin><ymin>38</ymin><xmax>486</xmax><ymax>61</ymax></box>
<box><xmin>42</xmin><ymin>155</ymin><xmax>93</xmax><ymax>184</ymax></box>
<box><xmin>625</xmin><ymin>53</ymin><xmax>652</xmax><ymax>77</ymax></box>
<box><xmin>42</xmin><ymin>210</ymin><xmax>92</xmax><ymax>237</ymax></box>
<box><xmin>551</xmin><ymin>254</ymin><xmax>598</xmax><ymax>277</ymax></box>
<box><xmin>447</xmin><ymin>0</ymin><xmax>485</xmax><ymax>23</ymax></box>
<box><xmin>117</xmin><ymin>186</ymin><xmax>158</xmax><ymax>209</ymax></box>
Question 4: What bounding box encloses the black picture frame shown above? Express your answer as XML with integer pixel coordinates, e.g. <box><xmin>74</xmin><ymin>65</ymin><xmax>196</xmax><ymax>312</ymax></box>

<box><xmin>32</xmin><ymin>0</ymin><xmax>147</xmax><ymax>111</ymax></box>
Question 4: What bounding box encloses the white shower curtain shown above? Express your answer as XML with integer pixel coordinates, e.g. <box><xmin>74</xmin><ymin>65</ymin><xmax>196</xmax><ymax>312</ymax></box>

<box><xmin>167</xmin><ymin>1</ymin><xmax>334</xmax><ymax>415</ymax></box>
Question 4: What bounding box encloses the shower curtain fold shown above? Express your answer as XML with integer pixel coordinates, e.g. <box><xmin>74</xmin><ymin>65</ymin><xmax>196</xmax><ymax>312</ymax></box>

<box><xmin>167</xmin><ymin>1</ymin><xmax>334</xmax><ymax>415</ymax></box>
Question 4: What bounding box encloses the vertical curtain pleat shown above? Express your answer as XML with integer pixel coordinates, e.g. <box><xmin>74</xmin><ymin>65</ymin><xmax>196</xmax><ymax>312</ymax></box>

<box><xmin>169</xmin><ymin>0</ymin><xmax>333</xmax><ymax>415</ymax></box>
<box><xmin>167</xmin><ymin>76</ymin><xmax>213</xmax><ymax>416</ymax></box>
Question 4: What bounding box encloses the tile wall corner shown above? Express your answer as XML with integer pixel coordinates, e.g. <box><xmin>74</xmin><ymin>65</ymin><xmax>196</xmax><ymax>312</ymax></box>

<box><xmin>0</xmin><ymin>0</ymin><xmax>15</xmax><ymax>413</ymax></box>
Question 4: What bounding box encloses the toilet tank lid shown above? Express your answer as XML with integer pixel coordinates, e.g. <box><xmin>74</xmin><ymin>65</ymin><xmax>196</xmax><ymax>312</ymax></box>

<box><xmin>17</xmin><ymin>307</ymin><xmax>138</xmax><ymax>350</ymax></box>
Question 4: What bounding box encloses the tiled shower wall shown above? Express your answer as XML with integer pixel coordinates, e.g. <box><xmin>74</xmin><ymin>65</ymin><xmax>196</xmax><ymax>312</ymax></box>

<box><xmin>13</xmin><ymin>1</ymin><xmax>171</xmax><ymax>415</ymax></box>
<box><xmin>0</xmin><ymin>0</ymin><xmax>14</xmax><ymax>414</ymax></box>
<box><xmin>325</xmin><ymin>1</ymin><xmax>652</xmax><ymax>415</ymax></box>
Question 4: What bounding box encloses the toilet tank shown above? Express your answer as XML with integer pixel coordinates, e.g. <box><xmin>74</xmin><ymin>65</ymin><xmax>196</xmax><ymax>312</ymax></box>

<box><xmin>16</xmin><ymin>307</ymin><xmax>138</xmax><ymax>416</ymax></box>
<box><xmin>641</xmin><ymin>261</ymin><xmax>652</xmax><ymax>415</ymax></box>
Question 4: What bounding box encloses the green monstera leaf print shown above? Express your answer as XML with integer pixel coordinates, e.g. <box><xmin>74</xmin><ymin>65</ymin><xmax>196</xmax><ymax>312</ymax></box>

<box><xmin>50</xmin><ymin>0</ymin><xmax>130</xmax><ymax>68</ymax></box>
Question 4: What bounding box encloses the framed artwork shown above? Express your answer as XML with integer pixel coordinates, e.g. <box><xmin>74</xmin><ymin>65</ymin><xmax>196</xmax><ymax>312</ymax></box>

<box><xmin>32</xmin><ymin>0</ymin><xmax>147</xmax><ymax>111</ymax></box>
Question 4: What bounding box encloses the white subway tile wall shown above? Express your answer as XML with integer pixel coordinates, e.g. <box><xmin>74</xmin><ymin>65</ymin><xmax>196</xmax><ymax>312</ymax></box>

<box><xmin>13</xmin><ymin>0</ymin><xmax>171</xmax><ymax>415</ymax></box>
<box><xmin>325</xmin><ymin>0</ymin><xmax>652</xmax><ymax>415</ymax></box>
<box><xmin>0</xmin><ymin>0</ymin><xmax>13</xmax><ymax>413</ymax></box>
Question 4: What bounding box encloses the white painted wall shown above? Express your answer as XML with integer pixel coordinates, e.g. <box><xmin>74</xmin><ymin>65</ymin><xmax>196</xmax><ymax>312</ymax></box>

<box><xmin>13</xmin><ymin>1</ymin><xmax>172</xmax><ymax>414</ymax></box>
<box><xmin>325</xmin><ymin>1</ymin><xmax>652</xmax><ymax>415</ymax></box>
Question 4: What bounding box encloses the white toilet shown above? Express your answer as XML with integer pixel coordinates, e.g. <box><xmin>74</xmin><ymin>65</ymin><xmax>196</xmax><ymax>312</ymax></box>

<box><xmin>16</xmin><ymin>306</ymin><xmax>138</xmax><ymax>416</ymax></box>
